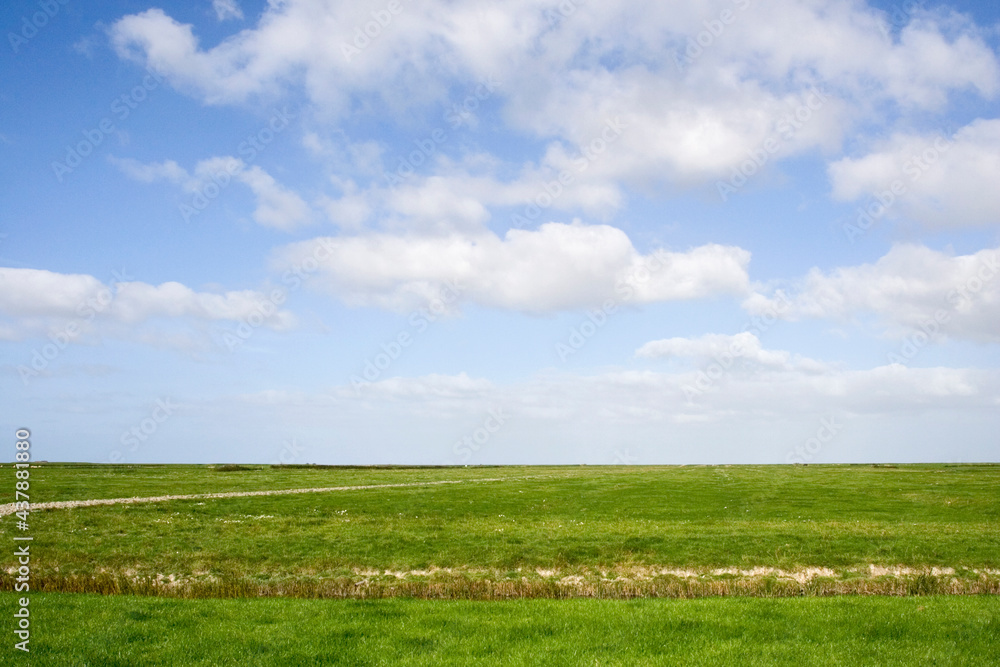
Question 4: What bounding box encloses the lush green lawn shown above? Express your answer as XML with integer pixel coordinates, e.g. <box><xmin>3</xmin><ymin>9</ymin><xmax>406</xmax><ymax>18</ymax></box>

<box><xmin>3</xmin><ymin>464</ymin><xmax>998</xmax><ymax>598</ymax></box>
<box><xmin>4</xmin><ymin>592</ymin><xmax>998</xmax><ymax>666</ymax></box>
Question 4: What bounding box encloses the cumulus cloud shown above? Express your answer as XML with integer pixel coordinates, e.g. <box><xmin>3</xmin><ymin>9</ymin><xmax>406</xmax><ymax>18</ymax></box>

<box><xmin>828</xmin><ymin>118</ymin><xmax>1000</xmax><ymax>228</ymax></box>
<box><xmin>0</xmin><ymin>267</ymin><xmax>295</xmax><ymax>343</ymax></box>
<box><xmin>319</xmin><ymin>148</ymin><xmax>630</xmax><ymax>236</ymax></box>
<box><xmin>108</xmin><ymin>0</ymin><xmax>999</xmax><ymax>190</ymax></box>
<box><xmin>237</xmin><ymin>165</ymin><xmax>312</xmax><ymax>230</ymax></box>
<box><xmin>111</xmin><ymin>156</ymin><xmax>311</xmax><ymax>231</ymax></box>
<box><xmin>271</xmin><ymin>222</ymin><xmax>751</xmax><ymax>313</ymax></box>
<box><xmin>744</xmin><ymin>244</ymin><xmax>1000</xmax><ymax>342</ymax></box>
<box><xmin>318</xmin><ymin>178</ymin><xmax>372</xmax><ymax>231</ymax></box>
<box><xmin>109</xmin><ymin>2</ymin><xmax>1000</xmax><ymax>111</ymax></box>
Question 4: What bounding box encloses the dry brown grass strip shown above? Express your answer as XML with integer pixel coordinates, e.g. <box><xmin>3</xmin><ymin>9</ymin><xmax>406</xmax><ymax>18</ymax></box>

<box><xmin>10</xmin><ymin>570</ymin><xmax>999</xmax><ymax>600</ymax></box>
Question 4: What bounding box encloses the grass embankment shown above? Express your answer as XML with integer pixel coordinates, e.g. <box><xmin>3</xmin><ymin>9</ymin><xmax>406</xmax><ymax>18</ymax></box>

<box><xmin>2</xmin><ymin>464</ymin><xmax>997</xmax><ymax>598</ymax></box>
<box><xmin>6</xmin><ymin>592</ymin><xmax>1000</xmax><ymax>666</ymax></box>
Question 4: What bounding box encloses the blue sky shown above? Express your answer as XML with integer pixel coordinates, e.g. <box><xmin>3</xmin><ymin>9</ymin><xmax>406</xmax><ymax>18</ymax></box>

<box><xmin>2</xmin><ymin>0</ymin><xmax>999</xmax><ymax>465</ymax></box>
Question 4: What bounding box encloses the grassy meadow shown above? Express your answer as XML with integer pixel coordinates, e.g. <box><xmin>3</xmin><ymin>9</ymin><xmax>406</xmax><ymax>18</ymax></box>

<box><xmin>2</xmin><ymin>463</ymin><xmax>998</xmax><ymax>664</ymax></box>
<box><xmin>4</xmin><ymin>592</ymin><xmax>999</xmax><ymax>666</ymax></box>
<box><xmin>2</xmin><ymin>463</ymin><xmax>998</xmax><ymax>598</ymax></box>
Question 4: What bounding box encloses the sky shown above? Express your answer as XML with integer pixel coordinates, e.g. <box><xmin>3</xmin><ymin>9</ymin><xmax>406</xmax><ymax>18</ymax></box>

<box><xmin>1</xmin><ymin>0</ymin><xmax>999</xmax><ymax>465</ymax></box>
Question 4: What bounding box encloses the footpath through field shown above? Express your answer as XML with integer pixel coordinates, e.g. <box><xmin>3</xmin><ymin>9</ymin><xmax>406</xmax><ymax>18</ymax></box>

<box><xmin>0</xmin><ymin>476</ymin><xmax>540</xmax><ymax>517</ymax></box>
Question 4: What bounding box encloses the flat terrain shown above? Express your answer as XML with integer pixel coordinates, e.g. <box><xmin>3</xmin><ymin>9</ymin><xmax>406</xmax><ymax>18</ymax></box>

<box><xmin>5</xmin><ymin>592</ymin><xmax>999</xmax><ymax>666</ymax></box>
<box><xmin>3</xmin><ymin>463</ymin><xmax>998</xmax><ymax>664</ymax></box>
<box><xmin>2</xmin><ymin>463</ymin><xmax>998</xmax><ymax>598</ymax></box>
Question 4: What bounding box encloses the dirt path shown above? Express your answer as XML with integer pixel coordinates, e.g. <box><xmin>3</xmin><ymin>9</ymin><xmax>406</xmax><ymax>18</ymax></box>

<box><xmin>0</xmin><ymin>476</ymin><xmax>531</xmax><ymax>517</ymax></box>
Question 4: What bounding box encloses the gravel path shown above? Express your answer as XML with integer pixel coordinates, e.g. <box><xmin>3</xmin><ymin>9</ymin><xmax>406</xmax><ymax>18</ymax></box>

<box><xmin>0</xmin><ymin>476</ymin><xmax>525</xmax><ymax>517</ymax></box>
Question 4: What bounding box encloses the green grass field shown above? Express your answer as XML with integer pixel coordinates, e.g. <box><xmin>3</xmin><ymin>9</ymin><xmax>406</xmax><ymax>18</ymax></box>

<box><xmin>5</xmin><ymin>593</ymin><xmax>999</xmax><ymax>666</ymax></box>
<box><xmin>4</xmin><ymin>463</ymin><xmax>998</xmax><ymax>598</ymax></box>
<box><xmin>2</xmin><ymin>464</ymin><xmax>998</xmax><ymax>663</ymax></box>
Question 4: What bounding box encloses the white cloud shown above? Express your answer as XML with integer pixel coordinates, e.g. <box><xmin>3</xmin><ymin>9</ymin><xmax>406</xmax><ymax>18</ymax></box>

<box><xmin>506</xmin><ymin>70</ymin><xmax>847</xmax><ymax>191</ymax></box>
<box><xmin>384</xmin><ymin>175</ymin><xmax>493</xmax><ymax>234</ymax></box>
<box><xmin>112</xmin><ymin>155</ymin><xmax>311</xmax><ymax>231</ymax></box>
<box><xmin>212</xmin><ymin>0</ymin><xmax>244</xmax><ymax>22</ymax></box>
<box><xmin>0</xmin><ymin>267</ymin><xmax>105</xmax><ymax>319</ymax></box>
<box><xmin>356</xmin><ymin>372</ymin><xmax>494</xmax><ymax>401</ymax></box>
<box><xmin>110</xmin><ymin>1</ymin><xmax>1000</xmax><ymax>111</ymax></box>
<box><xmin>635</xmin><ymin>332</ymin><xmax>828</xmax><ymax>373</ymax></box>
<box><xmin>247</xmin><ymin>362</ymin><xmax>996</xmax><ymax>428</ymax></box>
<box><xmin>108</xmin><ymin>157</ymin><xmax>188</xmax><ymax>184</ymax></box>
<box><xmin>570</xmin><ymin>363</ymin><xmax>986</xmax><ymax>419</ymax></box>
<box><xmin>500</xmin><ymin>5</ymin><xmax>998</xmax><ymax>190</ymax></box>
<box><xmin>828</xmin><ymin>118</ymin><xmax>1000</xmax><ymax>228</ymax></box>
<box><xmin>0</xmin><ymin>267</ymin><xmax>295</xmax><ymax>343</ymax></box>
<box><xmin>272</xmin><ymin>222</ymin><xmax>751</xmax><ymax>313</ymax></box>
<box><xmin>182</xmin><ymin>360</ymin><xmax>997</xmax><ymax>464</ymax></box>
<box><xmin>238</xmin><ymin>165</ymin><xmax>312</xmax><ymax>230</ymax></box>
<box><xmin>112</xmin><ymin>281</ymin><xmax>294</xmax><ymax>327</ymax></box>
<box><xmin>744</xmin><ymin>244</ymin><xmax>1000</xmax><ymax>342</ymax></box>
<box><xmin>318</xmin><ymin>179</ymin><xmax>372</xmax><ymax>231</ymax></box>
<box><xmin>328</xmin><ymin>150</ymin><xmax>629</xmax><ymax>235</ymax></box>
<box><xmin>108</xmin><ymin>0</ymin><xmax>999</xmax><ymax>191</ymax></box>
